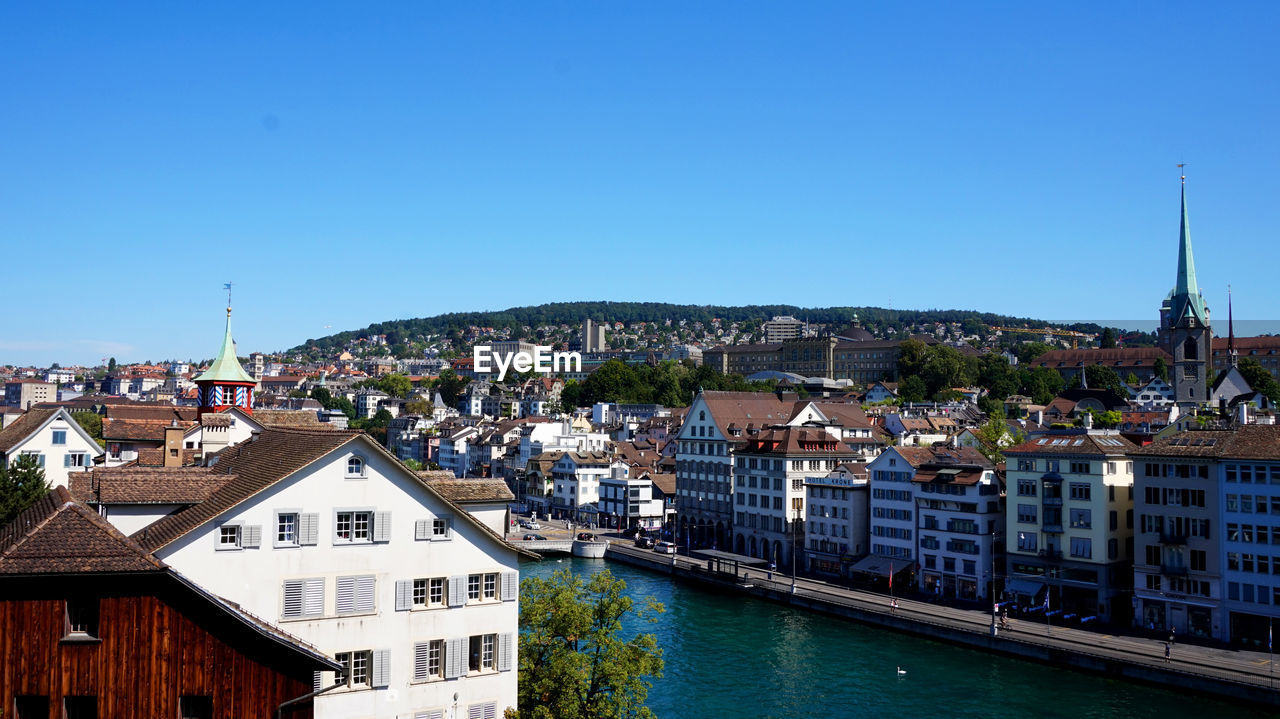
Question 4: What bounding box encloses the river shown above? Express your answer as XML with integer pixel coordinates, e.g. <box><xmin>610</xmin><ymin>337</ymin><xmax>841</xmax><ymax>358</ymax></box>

<box><xmin>521</xmin><ymin>557</ymin><xmax>1269</xmax><ymax>719</ymax></box>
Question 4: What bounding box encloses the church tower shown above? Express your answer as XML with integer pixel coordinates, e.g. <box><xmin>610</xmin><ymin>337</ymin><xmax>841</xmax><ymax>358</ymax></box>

<box><xmin>1157</xmin><ymin>174</ymin><xmax>1211</xmax><ymax>408</ymax></box>
<box><xmin>195</xmin><ymin>302</ymin><xmax>256</xmax><ymax>418</ymax></box>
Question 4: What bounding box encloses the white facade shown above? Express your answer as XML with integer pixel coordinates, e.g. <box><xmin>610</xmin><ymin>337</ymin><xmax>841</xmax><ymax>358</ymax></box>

<box><xmin>916</xmin><ymin>468</ymin><xmax>1001</xmax><ymax>601</ymax></box>
<box><xmin>804</xmin><ymin>468</ymin><xmax>870</xmax><ymax>576</ymax></box>
<box><xmin>152</xmin><ymin>437</ymin><xmax>520</xmax><ymax>719</ymax></box>
<box><xmin>551</xmin><ymin>454</ymin><xmax>628</xmax><ymax>519</ymax></box>
<box><xmin>599</xmin><ymin>476</ymin><xmax>664</xmax><ymax>530</ymax></box>
<box><xmin>517</xmin><ymin>421</ymin><xmax>609</xmax><ymax>467</ymax></box>
<box><xmin>0</xmin><ymin>408</ymin><xmax>103</xmax><ymax>489</ymax></box>
<box><xmin>865</xmin><ymin>448</ymin><xmax>919</xmax><ymax>562</ymax></box>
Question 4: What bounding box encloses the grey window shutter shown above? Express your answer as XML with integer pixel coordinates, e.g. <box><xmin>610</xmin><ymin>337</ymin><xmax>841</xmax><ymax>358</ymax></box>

<box><xmin>415</xmin><ymin>712</ymin><xmax>443</xmax><ymax>719</ymax></box>
<box><xmin>395</xmin><ymin>580</ymin><xmax>412</xmax><ymax>611</ymax></box>
<box><xmin>372</xmin><ymin>649</ymin><xmax>390</xmax><ymax>688</ymax></box>
<box><xmin>413</xmin><ymin>641</ymin><xmax>430</xmax><ymax>680</ymax></box>
<box><xmin>356</xmin><ymin>575</ymin><xmax>375</xmax><ymax>612</ymax></box>
<box><xmin>242</xmin><ymin>525</ymin><xmax>262</xmax><ymax>548</ymax></box>
<box><xmin>304</xmin><ymin>577</ymin><xmax>325</xmax><ymax>616</ymax></box>
<box><xmin>415</xmin><ymin>519</ymin><xmax>430</xmax><ymax>541</ymax></box>
<box><xmin>313</xmin><ymin>670</ymin><xmax>323</xmax><ymax>691</ymax></box>
<box><xmin>444</xmin><ymin>517</ymin><xmax>453</xmax><ymax>539</ymax></box>
<box><xmin>501</xmin><ymin>571</ymin><xmax>518</xmax><ymax>602</ymax></box>
<box><xmin>445</xmin><ymin>637</ymin><xmax>464</xmax><ymax>679</ymax></box>
<box><xmin>498</xmin><ymin>632</ymin><xmax>513</xmax><ymax>672</ymax></box>
<box><xmin>283</xmin><ymin>579</ymin><xmax>303</xmax><ymax>618</ymax></box>
<box><xmin>336</xmin><ymin>576</ymin><xmax>356</xmax><ymax>614</ymax></box>
<box><xmin>299</xmin><ymin>513</ymin><xmax>319</xmax><ymax>545</ymax></box>
<box><xmin>448</xmin><ymin>576</ymin><xmax>466</xmax><ymax>607</ymax></box>
<box><xmin>374</xmin><ymin>511</ymin><xmax>392</xmax><ymax>542</ymax></box>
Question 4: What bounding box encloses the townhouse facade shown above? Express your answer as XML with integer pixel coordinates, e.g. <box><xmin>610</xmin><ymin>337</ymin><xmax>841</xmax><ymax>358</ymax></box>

<box><xmin>914</xmin><ymin>454</ymin><xmax>1001</xmax><ymax>601</ymax></box>
<box><xmin>0</xmin><ymin>407</ymin><xmax>103</xmax><ymax>488</ymax></box>
<box><xmin>803</xmin><ymin>464</ymin><xmax>870</xmax><ymax>578</ymax></box>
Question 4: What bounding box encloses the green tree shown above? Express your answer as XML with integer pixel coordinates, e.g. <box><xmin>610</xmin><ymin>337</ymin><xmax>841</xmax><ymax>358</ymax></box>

<box><xmin>1100</xmin><ymin>328</ymin><xmax>1118</xmax><ymax>348</ymax></box>
<box><xmin>517</xmin><ymin>568</ymin><xmax>663</xmax><ymax>719</ymax></box>
<box><xmin>0</xmin><ymin>455</ymin><xmax>50</xmax><ymax>525</ymax></box>
<box><xmin>899</xmin><ymin>375</ymin><xmax>927</xmax><ymax>403</ymax></box>
<box><xmin>71</xmin><ymin>411</ymin><xmax>103</xmax><ymax>442</ymax></box>
<box><xmin>920</xmin><ymin>345</ymin><xmax>969</xmax><ymax>397</ymax></box>
<box><xmin>376</xmin><ymin>373</ymin><xmax>413</xmax><ymax>398</ymax></box>
<box><xmin>435</xmin><ymin>368</ymin><xmax>471</xmax><ymax>408</ymax></box>
<box><xmin>403</xmin><ymin>397</ymin><xmax>433</xmax><ymax>416</ymax></box>
<box><xmin>1126</xmin><ymin>372</ymin><xmax>1140</xmax><ymax>387</ymax></box>
<box><xmin>896</xmin><ymin>339</ymin><xmax>929</xmax><ymax>379</ymax></box>
<box><xmin>1238</xmin><ymin>358</ymin><xmax>1280</xmax><ymax>404</ymax></box>
<box><xmin>1153</xmin><ymin>357</ymin><xmax>1169</xmax><ymax>383</ymax></box>
<box><xmin>107</xmin><ymin>357</ymin><xmax>117</xmax><ymax>373</ymax></box>
<box><xmin>310</xmin><ymin>387</ymin><xmax>333</xmax><ymax>406</ymax></box>
<box><xmin>1082</xmin><ymin>364</ymin><xmax>1127</xmax><ymax>398</ymax></box>
<box><xmin>1014</xmin><ymin>342</ymin><xmax>1053</xmax><ymax>364</ymax></box>
<box><xmin>973</xmin><ymin>416</ymin><xmax>1015</xmax><ymax>464</ymax></box>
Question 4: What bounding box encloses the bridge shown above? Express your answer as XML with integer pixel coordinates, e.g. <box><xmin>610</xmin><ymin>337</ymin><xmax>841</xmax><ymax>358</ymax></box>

<box><xmin>510</xmin><ymin>539</ymin><xmax>574</xmax><ymax>554</ymax></box>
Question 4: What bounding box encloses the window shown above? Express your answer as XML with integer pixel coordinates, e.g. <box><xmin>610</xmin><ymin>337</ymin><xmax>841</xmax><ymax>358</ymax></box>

<box><xmin>467</xmin><ymin>634</ymin><xmax>497</xmax><ymax>673</ymax></box>
<box><xmin>336</xmin><ymin>575</ymin><xmax>376</xmax><ymax>615</ymax></box>
<box><xmin>13</xmin><ymin>696</ymin><xmax>49</xmax><ymax>719</ymax></box>
<box><xmin>468</xmin><ymin>574</ymin><xmax>482</xmax><ymax>601</ymax></box>
<box><xmin>414</xmin><ymin>639</ymin><xmax>444</xmax><ymax>681</ymax></box>
<box><xmin>282</xmin><ymin>578</ymin><xmax>325</xmax><ymax>618</ymax></box>
<box><xmin>1017</xmin><ymin>479</ymin><xmax>1037</xmax><ymax>497</ymax></box>
<box><xmin>1070</xmin><ymin>537</ymin><xmax>1092</xmax><ymax>559</ymax></box>
<box><xmin>433</xmin><ymin>517</ymin><xmax>451</xmax><ymax>539</ymax></box>
<box><xmin>64</xmin><ymin>598</ymin><xmax>98</xmax><ymax>639</ymax></box>
<box><xmin>218</xmin><ymin>525</ymin><xmax>241</xmax><ymax>549</ymax></box>
<box><xmin>468</xmin><ymin>702</ymin><xmax>498</xmax><ymax>719</ymax></box>
<box><xmin>277</xmin><ymin>512</ymin><xmax>298</xmax><ymax>546</ymax></box>
<box><xmin>64</xmin><ymin>452</ymin><xmax>88</xmax><ymax>468</ymax></box>
<box><xmin>1017</xmin><ymin>532</ymin><xmax>1037</xmax><ymax>552</ymax></box>
<box><xmin>1069</xmin><ymin>483</ymin><xmax>1091</xmax><ymax>501</ymax></box>
<box><xmin>484</xmin><ymin>573</ymin><xmax>498</xmax><ymax>600</ymax></box>
<box><xmin>1069</xmin><ymin>509</ymin><xmax>1092</xmax><ymax>529</ymax></box>
<box><xmin>346</xmin><ymin>456</ymin><xmax>366</xmax><ymax>477</ymax></box>
<box><xmin>336</xmin><ymin>651</ymin><xmax>372</xmax><ymax>687</ymax></box>
<box><xmin>52</xmin><ymin>430</ymin><xmax>67</xmax><ymax>445</ymax></box>
<box><xmin>1017</xmin><ymin>505</ymin><xmax>1037</xmax><ymax>523</ymax></box>
<box><xmin>63</xmin><ymin>697</ymin><xmax>97</xmax><ymax>719</ymax></box>
<box><xmin>179</xmin><ymin>696</ymin><xmax>213</xmax><ymax>719</ymax></box>
<box><xmin>336</xmin><ymin>511</ymin><xmax>372</xmax><ymax>543</ymax></box>
<box><xmin>1069</xmin><ymin>462</ymin><xmax>1090</xmax><ymax>475</ymax></box>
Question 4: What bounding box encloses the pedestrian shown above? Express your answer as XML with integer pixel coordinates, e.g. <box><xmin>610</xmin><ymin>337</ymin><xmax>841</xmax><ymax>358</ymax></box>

<box><xmin>1169</xmin><ymin>628</ymin><xmax>1176</xmax><ymax>646</ymax></box>
<box><xmin>1164</xmin><ymin>642</ymin><xmax>1171</xmax><ymax>663</ymax></box>
<box><xmin>768</xmin><ymin>562</ymin><xmax>775</xmax><ymax>580</ymax></box>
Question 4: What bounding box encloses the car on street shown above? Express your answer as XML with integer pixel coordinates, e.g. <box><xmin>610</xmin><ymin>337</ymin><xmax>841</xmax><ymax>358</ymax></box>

<box><xmin>523</xmin><ymin>533</ymin><xmax>547</xmax><ymax>541</ymax></box>
<box><xmin>653</xmin><ymin>540</ymin><xmax>677</xmax><ymax>554</ymax></box>
<box><xmin>522</xmin><ymin>520</ymin><xmax>541</xmax><ymax>530</ymax></box>
<box><xmin>634</xmin><ymin>536</ymin><xmax>655</xmax><ymax>549</ymax></box>
<box><xmin>576</xmin><ymin>532</ymin><xmax>598</xmax><ymax>541</ymax></box>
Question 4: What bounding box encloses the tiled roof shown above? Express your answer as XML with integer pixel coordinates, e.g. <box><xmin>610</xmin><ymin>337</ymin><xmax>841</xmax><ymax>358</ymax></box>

<box><xmin>698</xmin><ymin>390</ymin><xmax>795</xmax><ymax>438</ymax></box>
<box><xmin>104</xmin><ymin>405</ymin><xmax>199</xmax><ymax>422</ymax></box>
<box><xmin>422</xmin><ymin>477</ymin><xmax>514</xmax><ymax>503</ymax></box>
<box><xmin>202</xmin><ymin>413</ymin><xmax>233</xmax><ymax>427</ymax></box>
<box><xmin>1131</xmin><ymin>425</ymin><xmax>1280</xmax><ymax>460</ymax></box>
<box><xmin>102</xmin><ymin>418</ymin><xmax>194</xmax><ymax>442</ymax></box>
<box><xmin>252</xmin><ymin>410</ymin><xmax>329</xmax><ymax>429</ymax></box>
<box><xmin>1005</xmin><ymin>431</ymin><xmax>1137</xmax><ymax>456</ymax></box>
<box><xmin>738</xmin><ymin>427</ymin><xmax>849</xmax><ymax>456</ymax></box>
<box><xmin>70</xmin><ymin>467</ymin><xmax>230</xmax><ymax>505</ymax></box>
<box><xmin>894</xmin><ymin>446</ymin><xmax>991</xmax><ymax>468</ymax></box>
<box><xmin>1212</xmin><ymin>336</ymin><xmax>1280</xmax><ymax>352</ymax></box>
<box><xmin>1030</xmin><ymin>347</ymin><xmax>1172</xmax><ymax>367</ymax></box>
<box><xmin>133</xmin><ymin>448</ymin><xmax>202</xmax><ymax>466</ymax></box>
<box><xmin>912</xmin><ymin>467</ymin><xmax>988</xmax><ymax>486</ymax></box>
<box><xmin>0</xmin><ymin>407</ymin><xmax>57</xmax><ymax>453</ymax></box>
<box><xmin>0</xmin><ymin>486</ymin><xmax>166</xmax><ymax>575</ymax></box>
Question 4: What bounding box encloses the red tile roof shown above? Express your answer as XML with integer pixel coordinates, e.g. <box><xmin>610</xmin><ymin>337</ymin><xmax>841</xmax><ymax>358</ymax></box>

<box><xmin>0</xmin><ymin>408</ymin><xmax>58</xmax><ymax>453</ymax></box>
<box><xmin>70</xmin><ymin>467</ymin><xmax>230</xmax><ymax>505</ymax></box>
<box><xmin>0</xmin><ymin>486</ymin><xmax>166</xmax><ymax>575</ymax></box>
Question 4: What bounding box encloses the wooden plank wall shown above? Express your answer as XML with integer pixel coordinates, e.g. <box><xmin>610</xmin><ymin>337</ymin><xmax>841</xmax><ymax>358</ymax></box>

<box><xmin>0</xmin><ymin>595</ymin><xmax>313</xmax><ymax>719</ymax></box>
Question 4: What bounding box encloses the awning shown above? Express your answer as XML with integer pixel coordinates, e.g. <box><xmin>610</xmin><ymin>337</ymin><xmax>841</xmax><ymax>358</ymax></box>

<box><xmin>851</xmin><ymin>555</ymin><xmax>904</xmax><ymax>578</ymax></box>
<box><xmin>1006</xmin><ymin>579</ymin><xmax>1045</xmax><ymax>597</ymax></box>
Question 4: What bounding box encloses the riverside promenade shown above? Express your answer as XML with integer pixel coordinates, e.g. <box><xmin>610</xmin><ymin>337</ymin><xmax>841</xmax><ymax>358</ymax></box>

<box><xmin>599</xmin><ymin>541</ymin><xmax>1280</xmax><ymax>708</ymax></box>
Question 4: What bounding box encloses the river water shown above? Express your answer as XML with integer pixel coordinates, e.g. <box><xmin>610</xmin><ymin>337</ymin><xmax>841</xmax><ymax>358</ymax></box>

<box><xmin>521</xmin><ymin>557</ymin><xmax>1269</xmax><ymax>719</ymax></box>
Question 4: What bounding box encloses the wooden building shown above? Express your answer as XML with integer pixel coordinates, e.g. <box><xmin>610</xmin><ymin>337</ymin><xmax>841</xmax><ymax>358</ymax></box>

<box><xmin>0</xmin><ymin>487</ymin><xmax>338</xmax><ymax>719</ymax></box>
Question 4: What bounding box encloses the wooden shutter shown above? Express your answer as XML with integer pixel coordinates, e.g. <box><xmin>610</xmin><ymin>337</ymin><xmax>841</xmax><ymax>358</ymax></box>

<box><xmin>444</xmin><ymin>638</ymin><xmax>465</xmax><ymax>679</ymax></box>
<box><xmin>299</xmin><ymin>513</ymin><xmax>319</xmax><ymax>545</ymax></box>
<box><xmin>283</xmin><ymin>579</ymin><xmax>304</xmax><ymax>618</ymax></box>
<box><xmin>498</xmin><ymin>632</ymin><xmax>513</xmax><ymax>672</ymax></box>
<box><xmin>372</xmin><ymin>649</ymin><xmax>390</xmax><ymax>688</ymax></box>
<box><xmin>373</xmin><ymin>511</ymin><xmax>392</xmax><ymax>542</ymax></box>
<box><xmin>356</xmin><ymin>575</ymin><xmax>375</xmax><ymax>612</ymax></box>
<box><xmin>303</xmin><ymin>577</ymin><xmax>324</xmax><ymax>616</ymax></box>
<box><xmin>448</xmin><ymin>576</ymin><xmax>467</xmax><ymax>607</ymax></box>
<box><xmin>242</xmin><ymin>525</ymin><xmax>262</xmax><ymax>548</ymax></box>
<box><xmin>501</xmin><ymin>571</ymin><xmax>518</xmax><ymax>602</ymax></box>
<box><xmin>395</xmin><ymin>580</ymin><xmax>413</xmax><ymax>611</ymax></box>
<box><xmin>336</xmin><ymin>576</ymin><xmax>356</xmax><ymax>614</ymax></box>
<box><xmin>469</xmin><ymin>702</ymin><xmax>496</xmax><ymax>719</ymax></box>
<box><xmin>415</xmin><ymin>519</ymin><xmax>430</xmax><ymax>540</ymax></box>
<box><xmin>413</xmin><ymin>641</ymin><xmax>431</xmax><ymax>680</ymax></box>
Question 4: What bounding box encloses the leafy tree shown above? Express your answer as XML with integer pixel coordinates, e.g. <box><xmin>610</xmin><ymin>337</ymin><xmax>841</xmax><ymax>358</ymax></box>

<box><xmin>435</xmin><ymin>368</ymin><xmax>471</xmax><ymax>408</ymax></box>
<box><xmin>328</xmin><ymin>396</ymin><xmax>357</xmax><ymax>419</ymax></box>
<box><xmin>404</xmin><ymin>397</ymin><xmax>433</xmax><ymax>416</ymax></box>
<box><xmin>1082</xmin><ymin>364</ymin><xmax>1127</xmax><ymax>398</ymax></box>
<box><xmin>1100</xmin><ymin>328</ymin><xmax>1118</xmax><ymax>348</ymax></box>
<box><xmin>0</xmin><ymin>455</ymin><xmax>50</xmax><ymax>525</ymax></box>
<box><xmin>516</xmin><ymin>568</ymin><xmax>663</xmax><ymax>719</ymax></box>
<box><xmin>973</xmin><ymin>416</ymin><xmax>1014</xmax><ymax>464</ymax></box>
<box><xmin>899</xmin><ymin>375</ymin><xmax>927</xmax><ymax>403</ymax></box>
<box><xmin>1153</xmin><ymin>357</ymin><xmax>1169</xmax><ymax>383</ymax></box>
<box><xmin>107</xmin><ymin>357</ymin><xmax>117</xmax><ymax>373</ymax></box>
<box><xmin>1126</xmin><ymin>372</ymin><xmax>1140</xmax><ymax>387</ymax></box>
<box><xmin>1093</xmin><ymin>410</ymin><xmax>1123</xmax><ymax>429</ymax></box>
<box><xmin>376</xmin><ymin>373</ymin><xmax>413</xmax><ymax>398</ymax></box>
<box><xmin>920</xmin><ymin>345</ymin><xmax>970</xmax><ymax>397</ymax></box>
<box><xmin>1238</xmin><ymin>358</ymin><xmax>1280</xmax><ymax>404</ymax></box>
<box><xmin>896</xmin><ymin>339</ymin><xmax>929</xmax><ymax>379</ymax></box>
<box><xmin>287</xmin><ymin>389</ymin><xmax>309</xmax><ymax>399</ymax></box>
<box><xmin>1014</xmin><ymin>342</ymin><xmax>1054</xmax><ymax>364</ymax></box>
<box><xmin>71</xmin><ymin>411</ymin><xmax>103</xmax><ymax>442</ymax></box>
<box><xmin>310</xmin><ymin>387</ymin><xmax>333</xmax><ymax>406</ymax></box>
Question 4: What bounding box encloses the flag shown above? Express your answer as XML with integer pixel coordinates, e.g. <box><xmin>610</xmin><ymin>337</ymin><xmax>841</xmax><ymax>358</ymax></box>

<box><xmin>1043</xmin><ymin>591</ymin><xmax>1050</xmax><ymax>611</ymax></box>
<box><xmin>1269</xmin><ymin>621</ymin><xmax>1273</xmax><ymax>651</ymax></box>
<box><xmin>888</xmin><ymin>562</ymin><xmax>893</xmax><ymax>589</ymax></box>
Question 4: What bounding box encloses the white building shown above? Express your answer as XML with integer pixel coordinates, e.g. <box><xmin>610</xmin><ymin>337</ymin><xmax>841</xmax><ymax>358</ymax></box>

<box><xmin>134</xmin><ymin>427</ymin><xmax>529</xmax><ymax>719</ymax></box>
<box><xmin>0</xmin><ymin>407</ymin><xmax>103</xmax><ymax>489</ymax></box>
<box><xmin>551</xmin><ymin>451</ymin><xmax>628</xmax><ymax>522</ymax></box>
<box><xmin>913</xmin><ymin>453</ymin><xmax>1001</xmax><ymax>601</ymax></box>
<box><xmin>762</xmin><ymin>315</ymin><xmax>805</xmax><ymax>343</ymax></box>
<box><xmin>599</xmin><ymin>474</ymin><xmax>665</xmax><ymax>532</ymax></box>
<box><xmin>804</xmin><ymin>464</ymin><xmax>870</xmax><ymax>579</ymax></box>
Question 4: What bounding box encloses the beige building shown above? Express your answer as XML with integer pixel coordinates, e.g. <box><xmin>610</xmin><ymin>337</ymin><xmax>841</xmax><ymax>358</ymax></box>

<box><xmin>5</xmin><ymin>380</ymin><xmax>55</xmax><ymax>410</ymax></box>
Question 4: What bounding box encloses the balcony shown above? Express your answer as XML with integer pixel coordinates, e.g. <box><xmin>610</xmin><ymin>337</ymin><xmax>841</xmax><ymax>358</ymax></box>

<box><xmin>1042</xmin><ymin>497</ymin><xmax>1063</xmax><ymax>507</ymax></box>
<box><xmin>1042</xmin><ymin>524</ymin><xmax>1064</xmax><ymax>534</ymax></box>
<box><xmin>1038</xmin><ymin>549</ymin><xmax>1063</xmax><ymax>559</ymax></box>
<box><xmin>1161</xmin><ymin>563</ymin><xmax>1189</xmax><ymax>576</ymax></box>
<box><xmin>1159</xmin><ymin>531</ymin><xmax>1188</xmax><ymax>545</ymax></box>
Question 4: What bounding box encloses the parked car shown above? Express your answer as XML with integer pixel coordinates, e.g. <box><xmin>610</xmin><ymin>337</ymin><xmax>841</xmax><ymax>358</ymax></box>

<box><xmin>522</xmin><ymin>520</ymin><xmax>541</xmax><ymax>530</ymax></box>
<box><xmin>653</xmin><ymin>540</ymin><xmax>677</xmax><ymax>554</ymax></box>
<box><xmin>576</xmin><ymin>532</ymin><xmax>598</xmax><ymax>541</ymax></box>
<box><xmin>523</xmin><ymin>533</ymin><xmax>547</xmax><ymax>541</ymax></box>
<box><xmin>634</xmin><ymin>536</ymin><xmax>655</xmax><ymax>549</ymax></box>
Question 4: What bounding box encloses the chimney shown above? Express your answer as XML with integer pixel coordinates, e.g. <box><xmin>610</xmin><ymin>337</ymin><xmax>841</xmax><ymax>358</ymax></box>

<box><xmin>1082</xmin><ymin>412</ymin><xmax>1093</xmax><ymax>431</ymax></box>
<box><xmin>1238</xmin><ymin>402</ymin><xmax>1250</xmax><ymax>425</ymax></box>
<box><xmin>163</xmin><ymin>419</ymin><xmax>184</xmax><ymax>468</ymax></box>
<box><xmin>1035</xmin><ymin>410</ymin><xmax>1044</xmax><ymax>426</ymax></box>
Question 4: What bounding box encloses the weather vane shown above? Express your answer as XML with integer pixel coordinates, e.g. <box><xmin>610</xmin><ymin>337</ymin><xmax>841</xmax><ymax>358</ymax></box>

<box><xmin>1177</xmin><ymin>162</ymin><xmax>1186</xmax><ymax>182</ymax></box>
<box><xmin>224</xmin><ymin>282</ymin><xmax>234</xmax><ymax>315</ymax></box>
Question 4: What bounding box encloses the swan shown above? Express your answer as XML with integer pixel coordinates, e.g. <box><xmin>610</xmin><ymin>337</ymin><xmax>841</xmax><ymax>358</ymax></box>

<box><xmin>896</xmin><ymin>666</ymin><xmax>906</xmax><ymax>676</ymax></box>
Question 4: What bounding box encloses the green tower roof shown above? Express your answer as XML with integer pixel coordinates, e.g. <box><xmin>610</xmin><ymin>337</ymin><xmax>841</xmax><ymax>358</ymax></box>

<box><xmin>1168</xmin><ymin>180</ymin><xmax>1208</xmax><ymax>326</ymax></box>
<box><xmin>195</xmin><ymin>309</ymin><xmax>256</xmax><ymax>385</ymax></box>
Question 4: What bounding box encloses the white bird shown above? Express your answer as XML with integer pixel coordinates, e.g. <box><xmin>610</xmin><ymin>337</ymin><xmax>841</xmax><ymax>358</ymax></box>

<box><xmin>897</xmin><ymin>667</ymin><xmax>907</xmax><ymax>676</ymax></box>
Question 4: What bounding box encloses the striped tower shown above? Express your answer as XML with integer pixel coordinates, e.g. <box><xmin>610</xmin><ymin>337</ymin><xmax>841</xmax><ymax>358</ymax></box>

<box><xmin>195</xmin><ymin>305</ymin><xmax>256</xmax><ymax>418</ymax></box>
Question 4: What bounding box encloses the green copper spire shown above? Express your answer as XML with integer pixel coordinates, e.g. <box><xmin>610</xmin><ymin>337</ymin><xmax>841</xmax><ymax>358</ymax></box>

<box><xmin>1169</xmin><ymin>176</ymin><xmax>1208</xmax><ymax>325</ymax></box>
<box><xmin>195</xmin><ymin>307</ymin><xmax>256</xmax><ymax>384</ymax></box>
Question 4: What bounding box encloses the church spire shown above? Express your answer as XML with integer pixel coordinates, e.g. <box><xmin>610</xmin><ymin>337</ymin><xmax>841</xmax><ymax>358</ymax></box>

<box><xmin>1175</xmin><ymin>173</ymin><xmax>1198</xmax><ymax>299</ymax></box>
<box><xmin>1228</xmin><ymin>285</ymin><xmax>1238</xmax><ymax>368</ymax></box>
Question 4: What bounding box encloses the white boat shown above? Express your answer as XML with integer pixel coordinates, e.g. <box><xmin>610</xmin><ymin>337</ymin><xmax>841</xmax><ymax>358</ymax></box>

<box><xmin>572</xmin><ymin>539</ymin><xmax>608</xmax><ymax>558</ymax></box>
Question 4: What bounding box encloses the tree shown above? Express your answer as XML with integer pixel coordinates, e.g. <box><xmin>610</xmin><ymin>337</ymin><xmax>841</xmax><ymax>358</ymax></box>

<box><xmin>1238</xmin><ymin>358</ymin><xmax>1280</xmax><ymax>404</ymax></box>
<box><xmin>0</xmin><ymin>454</ymin><xmax>50</xmax><ymax>525</ymax></box>
<box><xmin>896</xmin><ymin>339</ymin><xmax>929</xmax><ymax>379</ymax></box>
<box><xmin>973</xmin><ymin>416</ymin><xmax>1015</xmax><ymax>464</ymax></box>
<box><xmin>516</xmin><ymin>568</ymin><xmax>663</xmax><ymax>719</ymax></box>
<box><xmin>1082</xmin><ymin>364</ymin><xmax>1127</xmax><ymax>399</ymax></box>
<box><xmin>435</xmin><ymin>368</ymin><xmax>471</xmax><ymax>408</ymax></box>
<box><xmin>71</xmin><ymin>411</ymin><xmax>103</xmax><ymax>443</ymax></box>
<box><xmin>1153</xmin><ymin>357</ymin><xmax>1169</xmax><ymax>383</ymax></box>
<box><xmin>1100</xmin><ymin>328</ymin><xmax>1118</xmax><ymax>349</ymax></box>
<box><xmin>899</xmin><ymin>375</ymin><xmax>927</xmax><ymax>403</ymax></box>
<box><xmin>1014</xmin><ymin>342</ymin><xmax>1053</xmax><ymax>364</ymax></box>
<box><xmin>107</xmin><ymin>357</ymin><xmax>117</xmax><ymax>373</ymax></box>
<box><xmin>376</xmin><ymin>373</ymin><xmax>413</xmax><ymax>398</ymax></box>
<box><xmin>1126</xmin><ymin>372</ymin><xmax>1140</xmax><ymax>387</ymax></box>
<box><xmin>310</xmin><ymin>387</ymin><xmax>333</xmax><ymax>406</ymax></box>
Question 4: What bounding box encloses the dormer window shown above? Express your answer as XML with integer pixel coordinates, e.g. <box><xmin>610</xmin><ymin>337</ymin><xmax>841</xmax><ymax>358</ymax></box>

<box><xmin>347</xmin><ymin>456</ymin><xmax>366</xmax><ymax>477</ymax></box>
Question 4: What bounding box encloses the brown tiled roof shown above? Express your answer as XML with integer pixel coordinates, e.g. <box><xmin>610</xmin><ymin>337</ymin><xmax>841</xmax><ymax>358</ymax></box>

<box><xmin>0</xmin><ymin>486</ymin><xmax>166</xmax><ymax>575</ymax></box>
<box><xmin>104</xmin><ymin>405</ymin><xmax>198</xmax><ymax>422</ymax></box>
<box><xmin>70</xmin><ymin>467</ymin><xmax>230</xmax><ymax>505</ymax></box>
<box><xmin>252</xmin><ymin>410</ymin><xmax>328</xmax><ymax>429</ymax></box>
<box><xmin>809</xmin><ymin>402</ymin><xmax>871</xmax><ymax>427</ymax></box>
<box><xmin>1212</xmin><ymin>336</ymin><xmax>1280</xmax><ymax>352</ymax></box>
<box><xmin>894</xmin><ymin>446</ymin><xmax>991</xmax><ymax>468</ymax></box>
<box><xmin>1044</xmin><ymin>397</ymin><xmax>1077</xmax><ymax>417</ymax></box>
<box><xmin>1131</xmin><ymin>426</ymin><xmax>1280</xmax><ymax>460</ymax></box>
<box><xmin>133</xmin><ymin>448</ymin><xmax>202</xmax><ymax>466</ymax></box>
<box><xmin>202</xmin><ymin>413</ymin><xmax>233</xmax><ymax>427</ymax></box>
<box><xmin>0</xmin><ymin>407</ymin><xmax>57</xmax><ymax>453</ymax></box>
<box><xmin>1030</xmin><ymin>347</ymin><xmax>1172</xmax><ymax>368</ymax></box>
<box><xmin>912</xmin><ymin>467</ymin><xmax>988</xmax><ymax>486</ymax></box>
<box><xmin>414</xmin><ymin>470</ymin><xmax>458</xmax><ymax>482</ymax></box>
<box><xmin>102</xmin><ymin>418</ymin><xmax>194</xmax><ymax>442</ymax></box>
<box><xmin>423</xmin><ymin>478</ymin><xmax>514</xmax><ymax>503</ymax></box>
<box><xmin>1005</xmin><ymin>431</ymin><xmax>1137</xmax><ymax>456</ymax></box>
<box><xmin>738</xmin><ymin>427</ymin><xmax>849</xmax><ymax>456</ymax></box>
<box><xmin>642</xmin><ymin>472</ymin><xmax>676</xmax><ymax>495</ymax></box>
<box><xmin>699</xmin><ymin>391</ymin><xmax>795</xmax><ymax>438</ymax></box>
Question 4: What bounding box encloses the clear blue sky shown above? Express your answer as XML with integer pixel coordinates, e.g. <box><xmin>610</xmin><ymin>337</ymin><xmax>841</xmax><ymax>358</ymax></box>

<box><xmin>2</xmin><ymin>2</ymin><xmax>1277</xmax><ymax>367</ymax></box>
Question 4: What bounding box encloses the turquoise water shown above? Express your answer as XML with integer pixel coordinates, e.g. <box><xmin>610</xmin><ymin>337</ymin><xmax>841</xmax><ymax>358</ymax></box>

<box><xmin>521</xmin><ymin>557</ymin><xmax>1270</xmax><ymax>719</ymax></box>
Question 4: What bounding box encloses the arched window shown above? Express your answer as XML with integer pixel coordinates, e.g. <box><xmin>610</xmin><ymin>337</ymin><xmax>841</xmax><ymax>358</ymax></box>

<box><xmin>346</xmin><ymin>456</ymin><xmax>365</xmax><ymax>477</ymax></box>
<box><xmin>1183</xmin><ymin>336</ymin><xmax>1198</xmax><ymax>361</ymax></box>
